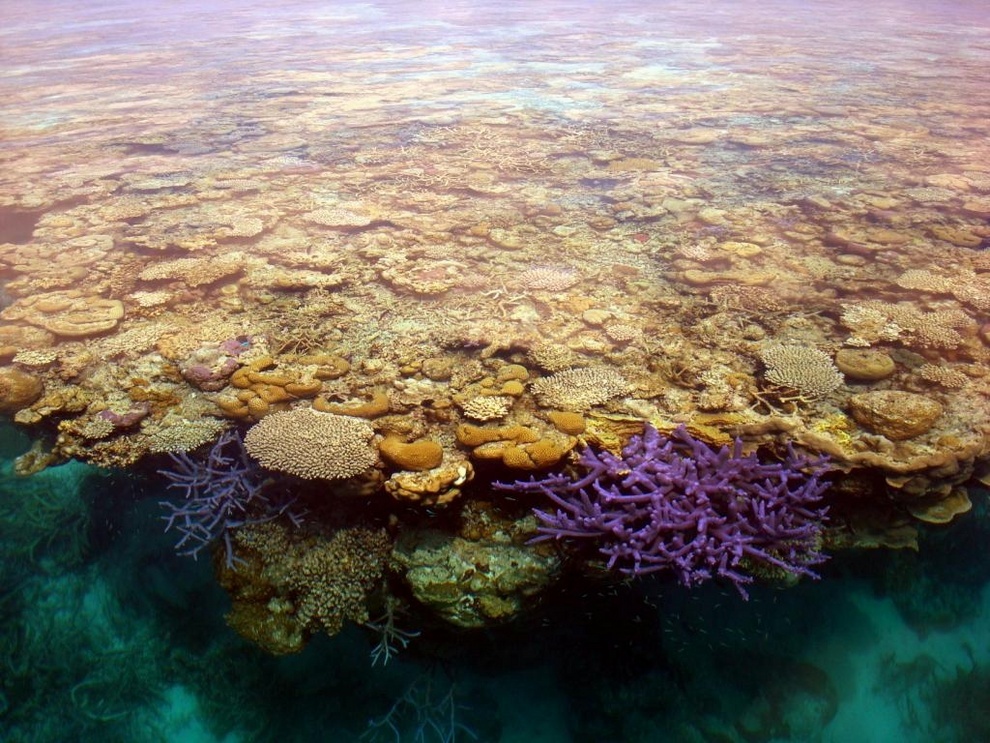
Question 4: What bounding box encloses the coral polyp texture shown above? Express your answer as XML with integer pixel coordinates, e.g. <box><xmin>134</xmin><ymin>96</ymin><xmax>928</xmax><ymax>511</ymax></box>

<box><xmin>530</xmin><ymin>367</ymin><xmax>629</xmax><ymax>411</ymax></box>
<box><xmin>497</xmin><ymin>425</ymin><xmax>830</xmax><ymax>598</ymax></box>
<box><xmin>243</xmin><ymin>408</ymin><xmax>377</xmax><ymax>480</ymax></box>
<box><xmin>220</xmin><ymin>521</ymin><xmax>391</xmax><ymax>654</ymax></box>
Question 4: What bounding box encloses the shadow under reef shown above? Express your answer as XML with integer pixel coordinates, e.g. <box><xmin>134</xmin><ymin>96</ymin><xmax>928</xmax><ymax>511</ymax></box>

<box><xmin>2</xmin><ymin>425</ymin><xmax>990</xmax><ymax>743</ymax></box>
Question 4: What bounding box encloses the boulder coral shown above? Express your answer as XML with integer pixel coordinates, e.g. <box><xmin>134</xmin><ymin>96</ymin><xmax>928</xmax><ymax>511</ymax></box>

<box><xmin>379</xmin><ymin>436</ymin><xmax>444</xmax><ymax>471</ymax></box>
<box><xmin>0</xmin><ymin>366</ymin><xmax>43</xmax><ymax>413</ymax></box>
<box><xmin>392</xmin><ymin>526</ymin><xmax>559</xmax><ymax>628</ymax></box>
<box><xmin>848</xmin><ymin>391</ymin><xmax>943</xmax><ymax>441</ymax></box>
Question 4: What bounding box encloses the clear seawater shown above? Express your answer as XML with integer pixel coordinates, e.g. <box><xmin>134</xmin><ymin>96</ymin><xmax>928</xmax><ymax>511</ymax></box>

<box><xmin>2</xmin><ymin>1</ymin><xmax>990</xmax><ymax>742</ymax></box>
<box><xmin>3</xmin><ymin>420</ymin><xmax>990</xmax><ymax>741</ymax></box>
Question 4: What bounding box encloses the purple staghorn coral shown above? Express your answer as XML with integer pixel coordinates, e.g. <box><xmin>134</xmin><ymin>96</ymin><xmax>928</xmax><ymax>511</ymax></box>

<box><xmin>159</xmin><ymin>430</ymin><xmax>302</xmax><ymax>568</ymax></box>
<box><xmin>495</xmin><ymin>424</ymin><xmax>829</xmax><ymax>598</ymax></box>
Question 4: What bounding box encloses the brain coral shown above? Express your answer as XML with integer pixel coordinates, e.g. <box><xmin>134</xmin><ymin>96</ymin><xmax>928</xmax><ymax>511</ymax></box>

<box><xmin>531</xmin><ymin>367</ymin><xmax>629</xmax><ymax>411</ymax></box>
<box><xmin>244</xmin><ymin>408</ymin><xmax>377</xmax><ymax>479</ymax></box>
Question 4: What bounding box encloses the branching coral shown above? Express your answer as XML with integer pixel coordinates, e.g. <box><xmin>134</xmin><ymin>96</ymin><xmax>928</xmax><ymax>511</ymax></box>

<box><xmin>496</xmin><ymin>425</ymin><xmax>829</xmax><ymax>598</ymax></box>
<box><xmin>159</xmin><ymin>430</ymin><xmax>302</xmax><ymax>568</ymax></box>
<box><xmin>531</xmin><ymin>367</ymin><xmax>629</xmax><ymax>411</ymax></box>
<box><xmin>220</xmin><ymin>521</ymin><xmax>392</xmax><ymax>653</ymax></box>
<box><xmin>759</xmin><ymin>343</ymin><xmax>844</xmax><ymax>400</ymax></box>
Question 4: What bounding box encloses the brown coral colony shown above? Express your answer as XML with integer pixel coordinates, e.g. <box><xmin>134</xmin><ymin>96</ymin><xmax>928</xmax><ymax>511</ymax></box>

<box><xmin>1</xmin><ymin>0</ymin><xmax>989</xmax><ymax>662</ymax></box>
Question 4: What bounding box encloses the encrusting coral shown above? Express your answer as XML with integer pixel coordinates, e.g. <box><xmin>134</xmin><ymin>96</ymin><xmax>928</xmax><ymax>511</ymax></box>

<box><xmin>392</xmin><ymin>524</ymin><xmax>560</xmax><ymax>628</ymax></box>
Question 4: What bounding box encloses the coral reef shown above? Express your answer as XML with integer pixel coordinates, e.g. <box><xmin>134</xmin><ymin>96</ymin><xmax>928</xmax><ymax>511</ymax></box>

<box><xmin>243</xmin><ymin>408</ymin><xmax>378</xmax><ymax>480</ymax></box>
<box><xmin>1</xmin><ymin>0</ymin><xmax>989</xmax><ymax>665</ymax></box>
<box><xmin>498</xmin><ymin>425</ymin><xmax>830</xmax><ymax>597</ymax></box>
<box><xmin>159</xmin><ymin>430</ymin><xmax>302</xmax><ymax>568</ymax></box>
<box><xmin>4</xmin><ymin>4</ymin><xmax>990</xmax><ymax>743</ymax></box>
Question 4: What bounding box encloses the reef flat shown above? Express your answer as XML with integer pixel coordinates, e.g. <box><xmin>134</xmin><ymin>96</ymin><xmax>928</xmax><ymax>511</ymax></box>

<box><xmin>2</xmin><ymin>0</ymin><xmax>989</xmax><ymax>659</ymax></box>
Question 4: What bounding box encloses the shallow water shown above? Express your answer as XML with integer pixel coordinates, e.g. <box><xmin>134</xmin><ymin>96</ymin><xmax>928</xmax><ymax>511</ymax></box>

<box><xmin>2</xmin><ymin>1</ymin><xmax>990</xmax><ymax>741</ymax></box>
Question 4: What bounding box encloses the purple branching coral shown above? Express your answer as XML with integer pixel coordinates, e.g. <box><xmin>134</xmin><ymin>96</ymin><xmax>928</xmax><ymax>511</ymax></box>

<box><xmin>495</xmin><ymin>424</ymin><xmax>829</xmax><ymax>598</ymax></box>
<box><xmin>159</xmin><ymin>430</ymin><xmax>302</xmax><ymax>568</ymax></box>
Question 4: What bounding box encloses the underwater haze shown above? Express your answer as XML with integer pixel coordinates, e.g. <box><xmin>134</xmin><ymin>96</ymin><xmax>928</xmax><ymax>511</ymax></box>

<box><xmin>2</xmin><ymin>1</ymin><xmax>990</xmax><ymax>742</ymax></box>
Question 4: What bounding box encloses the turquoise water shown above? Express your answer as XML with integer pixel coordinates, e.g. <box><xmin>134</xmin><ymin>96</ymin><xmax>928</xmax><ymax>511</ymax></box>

<box><xmin>2</xmin><ymin>418</ymin><xmax>989</xmax><ymax>741</ymax></box>
<box><xmin>3</xmin><ymin>0</ymin><xmax>990</xmax><ymax>741</ymax></box>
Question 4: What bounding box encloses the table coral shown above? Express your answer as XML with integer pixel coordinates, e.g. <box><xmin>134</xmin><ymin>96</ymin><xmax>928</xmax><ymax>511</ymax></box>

<box><xmin>244</xmin><ymin>407</ymin><xmax>378</xmax><ymax>480</ymax></box>
<box><xmin>530</xmin><ymin>367</ymin><xmax>630</xmax><ymax>412</ymax></box>
<box><xmin>0</xmin><ymin>291</ymin><xmax>124</xmax><ymax>338</ymax></box>
<box><xmin>759</xmin><ymin>343</ymin><xmax>844</xmax><ymax>400</ymax></box>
